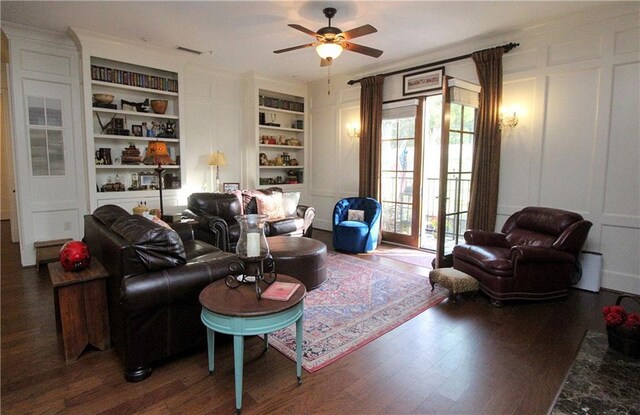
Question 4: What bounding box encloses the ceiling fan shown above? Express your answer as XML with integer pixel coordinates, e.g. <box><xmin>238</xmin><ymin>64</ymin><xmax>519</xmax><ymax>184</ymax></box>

<box><xmin>274</xmin><ymin>7</ymin><xmax>383</xmax><ymax>66</ymax></box>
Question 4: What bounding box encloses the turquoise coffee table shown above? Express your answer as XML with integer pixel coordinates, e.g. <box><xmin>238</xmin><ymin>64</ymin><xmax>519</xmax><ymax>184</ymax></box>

<box><xmin>199</xmin><ymin>274</ymin><xmax>306</xmax><ymax>414</ymax></box>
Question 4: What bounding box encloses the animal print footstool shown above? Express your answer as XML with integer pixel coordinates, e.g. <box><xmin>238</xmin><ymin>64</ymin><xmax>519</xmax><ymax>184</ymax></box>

<box><xmin>429</xmin><ymin>267</ymin><xmax>479</xmax><ymax>302</ymax></box>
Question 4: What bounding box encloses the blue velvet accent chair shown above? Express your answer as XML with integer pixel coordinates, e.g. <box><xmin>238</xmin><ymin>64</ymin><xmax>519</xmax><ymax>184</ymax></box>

<box><xmin>332</xmin><ymin>197</ymin><xmax>382</xmax><ymax>253</ymax></box>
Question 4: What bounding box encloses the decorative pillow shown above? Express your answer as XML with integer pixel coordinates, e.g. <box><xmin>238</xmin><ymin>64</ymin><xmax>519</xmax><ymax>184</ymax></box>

<box><xmin>347</xmin><ymin>209</ymin><xmax>365</xmax><ymax>222</ymax></box>
<box><xmin>255</xmin><ymin>192</ymin><xmax>285</xmax><ymax>220</ymax></box>
<box><xmin>241</xmin><ymin>190</ymin><xmax>264</xmax><ymax>214</ymax></box>
<box><xmin>144</xmin><ymin>213</ymin><xmax>172</xmax><ymax>229</ymax></box>
<box><xmin>230</xmin><ymin>190</ymin><xmax>244</xmax><ymax>214</ymax></box>
<box><xmin>282</xmin><ymin>192</ymin><xmax>300</xmax><ymax>217</ymax></box>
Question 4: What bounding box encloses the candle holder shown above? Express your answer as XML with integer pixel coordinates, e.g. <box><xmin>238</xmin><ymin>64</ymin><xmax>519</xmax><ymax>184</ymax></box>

<box><xmin>225</xmin><ymin>214</ymin><xmax>277</xmax><ymax>299</ymax></box>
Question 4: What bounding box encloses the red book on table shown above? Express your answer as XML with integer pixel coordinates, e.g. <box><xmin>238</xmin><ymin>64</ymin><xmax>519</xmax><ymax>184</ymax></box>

<box><xmin>262</xmin><ymin>281</ymin><xmax>301</xmax><ymax>301</ymax></box>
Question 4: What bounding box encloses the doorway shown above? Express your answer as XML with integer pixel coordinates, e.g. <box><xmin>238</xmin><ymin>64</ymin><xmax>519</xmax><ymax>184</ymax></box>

<box><xmin>379</xmin><ymin>78</ymin><xmax>479</xmax><ymax>256</ymax></box>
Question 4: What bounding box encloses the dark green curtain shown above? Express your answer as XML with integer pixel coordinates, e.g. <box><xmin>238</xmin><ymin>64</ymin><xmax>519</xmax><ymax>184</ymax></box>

<box><xmin>358</xmin><ymin>75</ymin><xmax>385</xmax><ymax>198</ymax></box>
<box><xmin>467</xmin><ymin>47</ymin><xmax>504</xmax><ymax>231</ymax></box>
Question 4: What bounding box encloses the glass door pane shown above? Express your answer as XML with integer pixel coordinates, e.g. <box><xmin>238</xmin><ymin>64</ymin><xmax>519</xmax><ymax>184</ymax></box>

<box><xmin>442</xmin><ymin>102</ymin><xmax>476</xmax><ymax>254</ymax></box>
<box><xmin>380</xmin><ymin>100</ymin><xmax>422</xmax><ymax>246</ymax></box>
<box><xmin>420</xmin><ymin>95</ymin><xmax>443</xmax><ymax>251</ymax></box>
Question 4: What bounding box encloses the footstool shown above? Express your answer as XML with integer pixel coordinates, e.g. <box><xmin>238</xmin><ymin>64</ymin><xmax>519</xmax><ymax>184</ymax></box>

<box><xmin>429</xmin><ymin>267</ymin><xmax>479</xmax><ymax>301</ymax></box>
<box><xmin>268</xmin><ymin>236</ymin><xmax>328</xmax><ymax>290</ymax></box>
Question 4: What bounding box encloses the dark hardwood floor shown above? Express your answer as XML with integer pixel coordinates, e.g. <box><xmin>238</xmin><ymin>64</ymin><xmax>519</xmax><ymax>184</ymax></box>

<box><xmin>1</xmin><ymin>220</ymin><xmax>619</xmax><ymax>414</ymax></box>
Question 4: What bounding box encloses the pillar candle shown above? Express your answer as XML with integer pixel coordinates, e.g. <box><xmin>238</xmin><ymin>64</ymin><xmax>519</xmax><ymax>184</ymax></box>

<box><xmin>246</xmin><ymin>232</ymin><xmax>260</xmax><ymax>258</ymax></box>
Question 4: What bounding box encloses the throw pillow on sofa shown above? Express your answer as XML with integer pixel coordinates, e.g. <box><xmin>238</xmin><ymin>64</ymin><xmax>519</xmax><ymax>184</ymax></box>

<box><xmin>282</xmin><ymin>192</ymin><xmax>300</xmax><ymax>217</ymax></box>
<box><xmin>255</xmin><ymin>192</ymin><xmax>285</xmax><ymax>220</ymax></box>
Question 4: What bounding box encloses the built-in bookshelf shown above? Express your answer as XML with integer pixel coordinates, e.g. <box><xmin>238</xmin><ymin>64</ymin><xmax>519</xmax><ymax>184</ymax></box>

<box><xmin>257</xmin><ymin>89</ymin><xmax>305</xmax><ymax>189</ymax></box>
<box><xmin>83</xmin><ymin>56</ymin><xmax>184</xmax><ymax>211</ymax></box>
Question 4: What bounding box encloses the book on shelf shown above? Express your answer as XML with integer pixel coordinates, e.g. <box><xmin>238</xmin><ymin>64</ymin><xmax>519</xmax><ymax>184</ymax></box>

<box><xmin>262</xmin><ymin>281</ymin><xmax>301</xmax><ymax>301</ymax></box>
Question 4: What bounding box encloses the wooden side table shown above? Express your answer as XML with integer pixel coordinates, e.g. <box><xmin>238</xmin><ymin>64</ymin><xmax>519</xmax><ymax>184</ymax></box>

<box><xmin>48</xmin><ymin>259</ymin><xmax>111</xmax><ymax>362</ymax></box>
<box><xmin>199</xmin><ymin>275</ymin><xmax>306</xmax><ymax>414</ymax></box>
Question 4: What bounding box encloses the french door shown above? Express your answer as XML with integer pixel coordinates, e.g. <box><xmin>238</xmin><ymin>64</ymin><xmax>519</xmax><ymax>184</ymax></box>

<box><xmin>379</xmin><ymin>77</ymin><xmax>477</xmax><ymax>261</ymax></box>
<box><xmin>435</xmin><ymin>78</ymin><xmax>477</xmax><ymax>266</ymax></box>
<box><xmin>380</xmin><ymin>99</ymin><xmax>423</xmax><ymax>246</ymax></box>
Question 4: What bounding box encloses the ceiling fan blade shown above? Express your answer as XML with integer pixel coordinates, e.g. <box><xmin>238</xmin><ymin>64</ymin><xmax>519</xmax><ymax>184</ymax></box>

<box><xmin>273</xmin><ymin>43</ymin><xmax>317</xmax><ymax>54</ymax></box>
<box><xmin>320</xmin><ymin>58</ymin><xmax>332</xmax><ymax>67</ymax></box>
<box><xmin>343</xmin><ymin>42</ymin><xmax>384</xmax><ymax>58</ymax></box>
<box><xmin>288</xmin><ymin>24</ymin><xmax>318</xmax><ymax>37</ymax></box>
<box><xmin>340</xmin><ymin>24</ymin><xmax>377</xmax><ymax>40</ymax></box>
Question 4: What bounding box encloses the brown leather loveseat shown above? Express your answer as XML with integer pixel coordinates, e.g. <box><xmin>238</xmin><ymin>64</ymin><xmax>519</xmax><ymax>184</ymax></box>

<box><xmin>184</xmin><ymin>187</ymin><xmax>315</xmax><ymax>252</ymax></box>
<box><xmin>452</xmin><ymin>207</ymin><xmax>592</xmax><ymax>306</ymax></box>
<box><xmin>83</xmin><ymin>205</ymin><xmax>237</xmax><ymax>381</ymax></box>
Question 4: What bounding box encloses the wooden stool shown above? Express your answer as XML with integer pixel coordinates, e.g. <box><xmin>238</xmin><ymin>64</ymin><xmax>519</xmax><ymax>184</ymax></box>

<box><xmin>429</xmin><ymin>267</ymin><xmax>479</xmax><ymax>301</ymax></box>
<box><xmin>34</xmin><ymin>238</ymin><xmax>72</xmax><ymax>271</ymax></box>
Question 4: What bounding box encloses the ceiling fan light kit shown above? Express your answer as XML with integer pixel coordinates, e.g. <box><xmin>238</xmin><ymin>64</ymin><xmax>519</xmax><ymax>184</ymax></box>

<box><xmin>316</xmin><ymin>43</ymin><xmax>343</xmax><ymax>60</ymax></box>
<box><xmin>274</xmin><ymin>7</ymin><xmax>383</xmax><ymax>65</ymax></box>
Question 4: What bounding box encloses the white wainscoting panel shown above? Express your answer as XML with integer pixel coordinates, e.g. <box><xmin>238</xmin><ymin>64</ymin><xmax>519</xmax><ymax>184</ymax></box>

<box><xmin>310</xmin><ymin>108</ymin><xmax>337</xmax><ymax>193</ymax></box>
<box><xmin>614</xmin><ymin>26</ymin><xmax>640</xmax><ymax>54</ymax></box>
<box><xmin>547</xmin><ymin>35</ymin><xmax>603</xmax><ymax>66</ymax></box>
<box><xmin>601</xmin><ymin>224</ymin><xmax>640</xmax><ymax>294</ymax></box>
<box><xmin>499</xmin><ymin>78</ymin><xmax>536</xmax><ymax>209</ymax></box>
<box><xmin>20</xmin><ymin>50</ymin><xmax>71</xmax><ymax>76</ymax></box>
<box><xmin>604</xmin><ymin>62</ymin><xmax>640</xmax><ymax>218</ymax></box>
<box><xmin>338</xmin><ymin>106</ymin><xmax>360</xmax><ymax>194</ymax></box>
<box><xmin>540</xmin><ymin>69</ymin><xmax>600</xmax><ymax>214</ymax></box>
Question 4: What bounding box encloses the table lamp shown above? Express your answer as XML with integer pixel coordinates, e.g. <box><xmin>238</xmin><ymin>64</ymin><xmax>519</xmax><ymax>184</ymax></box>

<box><xmin>208</xmin><ymin>152</ymin><xmax>227</xmax><ymax>193</ymax></box>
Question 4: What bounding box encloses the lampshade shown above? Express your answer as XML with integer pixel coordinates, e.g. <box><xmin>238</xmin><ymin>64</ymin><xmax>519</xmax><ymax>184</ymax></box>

<box><xmin>143</xmin><ymin>140</ymin><xmax>175</xmax><ymax>165</ymax></box>
<box><xmin>208</xmin><ymin>152</ymin><xmax>227</xmax><ymax>167</ymax></box>
<box><xmin>316</xmin><ymin>42</ymin><xmax>343</xmax><ymax>60</ymax></box>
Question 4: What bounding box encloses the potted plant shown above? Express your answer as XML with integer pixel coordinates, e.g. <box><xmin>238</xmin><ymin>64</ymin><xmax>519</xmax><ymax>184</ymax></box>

<box><xmin>602</xmin><ymin>295</ymin><xmax>640</xmax><ymax>358</ymax></box>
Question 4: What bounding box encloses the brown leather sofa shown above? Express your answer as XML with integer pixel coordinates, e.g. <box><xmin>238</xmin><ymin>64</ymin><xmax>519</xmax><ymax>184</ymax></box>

<box><xmin>452</xmin><ymin>207</ymin><xmax>592</xmax><ymax>306</ymax></box>
<box><xmin>83</xmin><ymin>205</ymin><xmax>237</xmax><ymax>381</ymax></box>
<box><xmin>184</xmin><ymin>187</ymin><xmax>315</xmax><ymax>252</ymax></box>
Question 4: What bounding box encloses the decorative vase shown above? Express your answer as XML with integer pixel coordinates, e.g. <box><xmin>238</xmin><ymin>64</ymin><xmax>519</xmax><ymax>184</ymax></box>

<box><xmin>150</xmin><ymin>99</ymin><xmax>168</xmax><ymax>114</ymax></box>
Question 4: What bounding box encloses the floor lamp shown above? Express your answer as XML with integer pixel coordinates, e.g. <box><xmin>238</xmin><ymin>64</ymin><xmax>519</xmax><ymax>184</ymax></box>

<box><xmin>144</xmin><ymin>140</ymin><xmax>174</xmax><ymax>217</ymax></box>
<box><xmin>208</xmin><ymin>152</ymin><xmax>226</xmax><ymax>192</ymax></box>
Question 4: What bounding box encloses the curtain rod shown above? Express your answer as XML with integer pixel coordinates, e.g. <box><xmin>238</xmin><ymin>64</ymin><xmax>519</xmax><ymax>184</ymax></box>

<box><xmin>346</xmin><ymin>42</ymin><xmax>519</xmax><ymax>86</ymax></box>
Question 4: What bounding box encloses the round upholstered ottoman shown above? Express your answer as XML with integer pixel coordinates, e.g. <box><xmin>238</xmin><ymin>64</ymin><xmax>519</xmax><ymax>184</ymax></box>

<box><xmin>268</xmin><ymin>236</ymin><xmax>328</xmax><ymax>290</ymax></box>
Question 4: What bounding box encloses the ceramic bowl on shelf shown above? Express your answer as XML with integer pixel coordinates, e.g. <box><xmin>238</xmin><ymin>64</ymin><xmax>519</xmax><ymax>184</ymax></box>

<box><xmin>150</xmin><ymin>99</ymin><xmax>168</xmax><ymax>114</ymax></box>
<box><xmin>93</xmin><ymin>93</ymin><xmax>114</xmax><ymax>104</ymax></box>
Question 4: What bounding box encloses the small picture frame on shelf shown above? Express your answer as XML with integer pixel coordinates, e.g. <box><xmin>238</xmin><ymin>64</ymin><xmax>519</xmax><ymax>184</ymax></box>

<box><xmin>139</xmin><ymin>172</ymin><xmax>158</xmax><ymax>189</ymax></box>
<box><xmin>223</xmin><ymin>182</ymin><xmax>240</xmax><ymax>193</ymax></box>
<box><xmin>113</xmin><ymin>118</ymin><xmax>125</xmax><ymax>130</ymax></box>
<box><xmin>131</xmin><ymin>125</ymin><xmax>143</xmax><ymax>137</ymax></box>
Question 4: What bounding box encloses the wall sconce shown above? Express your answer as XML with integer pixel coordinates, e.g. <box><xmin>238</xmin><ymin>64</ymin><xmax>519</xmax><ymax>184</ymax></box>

<box><xmin>346</xmin><ymin>122</ymin><xmax>360</xmax><ymax>139</ymax></box>
<box><xmin>499</xmin><ymin>107</ymin><xmax>519</xmax><ymax>129</ymax></box>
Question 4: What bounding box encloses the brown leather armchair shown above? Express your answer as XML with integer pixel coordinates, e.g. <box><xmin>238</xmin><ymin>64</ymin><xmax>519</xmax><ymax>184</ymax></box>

<box><xmin>84</xmin><ymin>205</ymin><xmax>238</xmax><ymax>381</ymax></box>
<box><xmin>452</xmin><ymin>207</ymin><xmax>592</xmax><ymax>306</ymax></box>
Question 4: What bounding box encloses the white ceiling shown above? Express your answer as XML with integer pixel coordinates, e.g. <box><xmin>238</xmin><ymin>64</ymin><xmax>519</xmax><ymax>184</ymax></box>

<box><xmin>1</xmin><ymin>1</ymin><xmax>616</xmax><ymax>83</ymax></box>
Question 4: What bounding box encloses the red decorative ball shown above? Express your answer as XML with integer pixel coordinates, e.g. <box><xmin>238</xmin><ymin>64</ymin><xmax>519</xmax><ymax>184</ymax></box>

<box><xmin>59</xmin><ymin>241</ymin><xmax>91</xmax><ymax>272</ymax></box>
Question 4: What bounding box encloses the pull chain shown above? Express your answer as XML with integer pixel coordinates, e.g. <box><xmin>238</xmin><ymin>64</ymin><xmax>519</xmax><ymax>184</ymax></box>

<box><xmin>327</xmin><ymin>63</ymin><xmax>331</xmax><ymax>96</ymax></box>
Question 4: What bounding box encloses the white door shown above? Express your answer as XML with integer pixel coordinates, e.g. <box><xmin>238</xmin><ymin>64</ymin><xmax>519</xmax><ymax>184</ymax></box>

<box><xmin>13</xmin><ymin>79</ymin><xmax>84</xmax><ymax>265</ymax></box>
<box><xmin>5</xmin><ymin>27</ymin><xmax>87</xmax><ymax>267</ymax></box>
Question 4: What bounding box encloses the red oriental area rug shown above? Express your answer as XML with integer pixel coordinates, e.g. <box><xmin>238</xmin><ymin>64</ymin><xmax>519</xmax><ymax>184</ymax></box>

<box><xmin>266</xmin><ymin>252</ymin><xmax>448</xmax><ymax>372</ymax></box>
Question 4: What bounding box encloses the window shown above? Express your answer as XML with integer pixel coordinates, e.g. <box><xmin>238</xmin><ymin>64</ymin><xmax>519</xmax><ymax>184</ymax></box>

<box><xmin>27</xmin><ymin>96</ymin><xmax>65</xmax><ymax>176</ymax></box>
